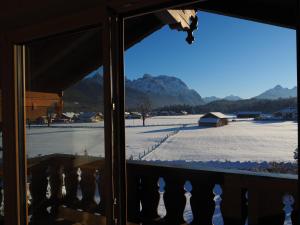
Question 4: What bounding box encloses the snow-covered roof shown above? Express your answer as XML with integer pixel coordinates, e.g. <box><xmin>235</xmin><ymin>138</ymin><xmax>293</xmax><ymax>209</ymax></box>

<box><xmin>131</xmin><ymin>112</ymin><xmax>142</xmax><ymax>116</ymax></box>
<box><xmin>62</xmin><ymin>112</ymin><xmax>76</xmax><ymax>118</ymax></box>
<box><xmin>205</xmin><ymin>112</ymin><xmax>228</xmax><ymax>119</ymax></box>
<box><xmin>79</xmin><ymin>112</ymin><xmax>100</xmax><ymax>119</ymax></box>
<box><xmin>199</xmin><ymin>118</ymin><xmax>220</xmax><ymax>123</ymax></box>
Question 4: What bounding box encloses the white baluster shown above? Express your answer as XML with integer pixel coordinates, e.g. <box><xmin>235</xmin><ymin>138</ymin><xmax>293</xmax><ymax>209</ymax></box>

<box><xmin>140</xmin><ymin>200</ymin><xmax>143</xmax><ymax>213</ymax></box>
<box><xmin>139</xmin><ymin>178</ymin><xmax>142</xmax><ymax>213</ymax></box>
<box><xmin>46</xmin><ymin>175</ymin><xmax>52</xmax><ymax>214</ymax></box>
<box><xmin>46</xmin><ymin>206</ymin><xmax>52</xmax><ymax>214</ymax></box>
<box><xmin>245</xmin><ymin>191</ymin><xmax>248</xmax><ymax>225</ymax></box>
<box><xmin>0</xmin><ymin>188</ymin><xmax>4</xmax><ymax>216</ymax></box>
<box><xmin>157</xmin><ymin>177</ymin><xmax>167</xmax><ymax>218</ymax></box>
<box><xmin>76</xmin><ymin>168</ymin><xmax>83</xmax><ymax>201</ymax></box>
<box><xmin>27</xmin><ymin>175</ymin><xmax>33</xmax><ymax>221</ymax></box>
<box><xmin>61</xmin><ymin>172</ymin><xmax>67</xmax><ymax>197</ymax></box>
<box><xmin>212</xmin><ymin>184</ymin><xmax>224</xmax><ymax>225</ymax></box>
<box><xmin>46</xmin><ymin>176</ymin><xmax>51</xmax><ymax>199</ymax></box>
<box><xmin>27</xmin><ymin>174</ymin><xmax>32</xmax><ymax>205</ymax></box>
<box><xmin>94</xmin><ymin>170</ymin><xmax>101</xmax><ymax>205</ymax></box>
<box><xmin>283</xmin><ymin>194</ymin><xmax>294</xmax><ymax>225</ymax></box>
<box><xmin>183</xmin><ymin>181</ymin><xmax>193</xmax><ymax>224</ymax></box>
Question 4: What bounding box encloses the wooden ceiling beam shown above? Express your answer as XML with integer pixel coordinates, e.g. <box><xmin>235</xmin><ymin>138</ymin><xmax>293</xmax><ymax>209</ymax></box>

<box><xmin>156</xmin><ymin>10</ymin><xmax>196</xmax><ymax>31</ymax></box>
<box><xmin>4</xmin><ymin>6</ymin><xmax>104</xmax><ymax>43</ymax></box>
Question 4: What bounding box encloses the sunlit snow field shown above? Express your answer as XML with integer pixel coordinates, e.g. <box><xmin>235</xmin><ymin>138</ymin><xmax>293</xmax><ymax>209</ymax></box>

<box><xmin>26</xmin><ymin>115</ymin><xmax>297</xmax><ymax>164</ymax></box>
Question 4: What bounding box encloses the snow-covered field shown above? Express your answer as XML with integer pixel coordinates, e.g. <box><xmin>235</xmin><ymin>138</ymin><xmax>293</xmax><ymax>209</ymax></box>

<box><xmin>25</xmin><ymin>115</ymin><xmax>297</xmax><ymax>168</ymax></box>
<box><xmin>143</xmin><ymin>120</ymin><xmax>297</xmax><ymax>163</ymax></box>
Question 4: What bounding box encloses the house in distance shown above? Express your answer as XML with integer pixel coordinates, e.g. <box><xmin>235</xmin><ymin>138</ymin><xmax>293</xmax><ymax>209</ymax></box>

<box><xmin>77</xmin><ymin>112</ymin><xmax>103</xmax><ymax>123</ymax></box>
<box><xmin>198</xmin><ymin>112</ymin><xmax>229</xmax><ymax>127</ymax></box>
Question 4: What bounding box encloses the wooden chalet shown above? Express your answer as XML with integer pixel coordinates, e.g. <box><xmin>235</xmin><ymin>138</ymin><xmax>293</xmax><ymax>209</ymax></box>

<box><xmin>0</xmin><ymin>91</ymin><xmax>63</xmax><ymax>123</ymax></box>
<box><xmin>198</xmin><ymin>112</ymin><xmax>229</xmax><ymax>127</ymax></box>
<box><xmin>0</xmin><ymin>1</ymin><xmax>299</xmax><ymax>225</ymax></box>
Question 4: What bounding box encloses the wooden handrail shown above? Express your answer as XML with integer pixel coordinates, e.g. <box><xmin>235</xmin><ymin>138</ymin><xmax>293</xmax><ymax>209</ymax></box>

<box><xmin>127</xmin><ymin>160</ymin><xmax>298</xmax><ymax>225</ymax></box>
<box><xmin>0</xmin><ymin>154</ymin><xmax>298</xmax><ymax>225</ymax></box>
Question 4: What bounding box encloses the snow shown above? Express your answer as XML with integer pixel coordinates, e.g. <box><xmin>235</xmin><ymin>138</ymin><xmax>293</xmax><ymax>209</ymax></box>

<box><xmin>125</xmin><ymin>124</ymin><xmax>179</xmax><ymax>159</ymax></box>
<box><xmin>127</xmin><ymin>75</ymin><xmax>189</xmax><ymax>96</ymax></box>
<box><xmin>25</xmin><ymin>119</ymin><xmax>181</xmax><ymax>158</ymax></box>
<box><xmin>143</xmin><ymin>120</ymin><xmax>297</xmax><ymax>163</ymax></box>
<box><xmin>24</xmin><ymin>115</ymin><xmax>297</xmax><ymax>170</ymax></box>
<box><xmin>26</xmin><ymin>123</ymin><xmax>105</xmax><ymax>157</ymax></box>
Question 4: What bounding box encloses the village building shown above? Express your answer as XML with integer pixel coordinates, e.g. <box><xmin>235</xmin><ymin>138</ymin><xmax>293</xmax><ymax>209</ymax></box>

<box><xmin>236</xmin><ymin>111</ymin><xmax>262</xmax><ymax>119</ymax></box>
<box><xmin>198</xmin><ymin>112</ymin><xmax>229</xmax><ymax>127</ymax></box>
<box><xmin>77</xmin><ymin>112</ymin><xmax>103</xmax><ymax>123</ymax></box>
<box><xmin>59</xmin><ymin>112</ymin><xmax>77</xmax><ymax>122</ymax></box>
<box><xmin>128</xmin><ymin>112</ymin><xmax>142</xmax><ymax>119</ymax></box>
<box><xmin>273</xmin><ymin>107</ymin><xmax>298</xmax><ymax>120</ymax></box>
<box><xmin>125</xmin><ymin>112</ymin><xmax>131</xmax><ymax>119</ymax></box>
<box><xmin>22</xmin><ymin>91</ymin><xmax>63</xmax><ymax>123</ymax></box>
<box><xmin>181</xmin><ymin>111</ymin><xmax>188</xmax><ymax>115</ymax></box>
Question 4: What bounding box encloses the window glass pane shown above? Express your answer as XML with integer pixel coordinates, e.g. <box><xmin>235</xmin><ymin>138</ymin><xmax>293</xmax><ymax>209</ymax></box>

<box><xmin>125</xmin><ymin>11</ymin><xmax>298</xmax><ymax>224</ymax></box>
<box><xmin>25</xmin><ymin>28</ymin><xmax>106</xmax><ymax>225</ymax></box>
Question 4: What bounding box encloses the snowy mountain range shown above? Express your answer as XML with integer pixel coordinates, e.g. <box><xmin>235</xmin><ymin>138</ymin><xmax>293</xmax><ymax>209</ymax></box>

<box><xmin>203</xmin><ymin>85</ymin><xmax>297</xmax><ymax>103</ymax></box>
<box><xmin>254</xmin><ymin>85</ymin><xmax>297</xmax><ymax>100</ymax></box>
<box><xmin>203</xmin><ymin>95</ymin><xmax>243</xmax><ymax>103</ymax></box>
<box><xmin>126</xmin><ymin>74</ymin><xmax>203</xmax><ymax>108</ymax></box>
<box><xmin>63</xmin><ymin>73</ymin><xmax>203</xmax><ymax>111</ymax></box>
<box><xmin>63</xmin><ymin>72</ymin><xmax>297</xmax><ymax>111</ymax></box>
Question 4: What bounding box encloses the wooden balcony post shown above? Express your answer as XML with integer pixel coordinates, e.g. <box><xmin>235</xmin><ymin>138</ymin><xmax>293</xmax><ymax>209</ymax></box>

<box><xmin>0</xmin><ymin>39</ymin><xmax>27</xmax><ymax>225</ymax></box>
<box><xmin>103</xmin><ymin>7</ymin><xmax>115</xmax><ymax>225</ymax></box>
<box><xmin>103</xmin><ymin>6</ymin><xmax>126</xmax><ymax>225</ymax></box>
<box><xmin>111</xmin><ymin>13</ymin><xmax>127</xmax><ymax>225</ymax></box>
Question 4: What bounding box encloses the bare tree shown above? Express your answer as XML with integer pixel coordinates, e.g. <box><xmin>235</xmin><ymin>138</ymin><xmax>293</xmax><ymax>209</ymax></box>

<box><xmin>139</xmin><ymin>99</ymin><xmax>151</xmax><ymax>127</ymax></box>
<box><xmin>294</xmin><ymin>148</ymin><xmax>298</xmax><ymax>160</ymax></box>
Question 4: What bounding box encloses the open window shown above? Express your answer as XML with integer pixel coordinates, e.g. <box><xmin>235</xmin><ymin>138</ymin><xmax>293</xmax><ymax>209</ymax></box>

<box><xmin>124</xmin><ymin>9</ymin><xmax>299</xmax><ymax>225</ymax></box>
<box><xmin>18</xmin><ymin>28</ymin><xmax>111</xmax><ymax>225</ymax></box>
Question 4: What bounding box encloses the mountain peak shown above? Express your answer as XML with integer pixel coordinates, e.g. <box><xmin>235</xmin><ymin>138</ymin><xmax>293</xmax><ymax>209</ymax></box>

<box><xmin>223</xmin><ymin>95</ymin><xmax>242</xmax><ymax>101</ymax></box>
<box><xmin>255</xmin><ymin>85</ymin><xmax>297</xmax><ymax>100</ymax></box>
<box><xmin>274</xmin><ymin>85</ymin><xmax>283</xmax><ymax>89</ymax></box>
<box><xmin>126</xmin><ymin>74</ymin><xmax>203</xmax><ymax>107</ymax></box>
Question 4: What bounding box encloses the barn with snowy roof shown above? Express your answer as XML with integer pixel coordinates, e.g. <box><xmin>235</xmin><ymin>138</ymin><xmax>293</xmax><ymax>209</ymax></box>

<box><xmin>198</xmin><ymin>112</ymin><xmax>229</xmax><ymax>127</ymax></box>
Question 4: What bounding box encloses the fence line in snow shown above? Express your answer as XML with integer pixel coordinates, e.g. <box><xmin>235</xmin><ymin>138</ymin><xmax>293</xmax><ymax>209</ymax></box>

<box><xmin>129</xmin><ymin>124</ymin><xmax>187</xmax><ymax>160</ymax></box>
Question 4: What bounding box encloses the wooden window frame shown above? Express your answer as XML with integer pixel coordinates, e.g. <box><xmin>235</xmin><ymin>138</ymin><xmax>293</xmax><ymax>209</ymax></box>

<box><xmin>0</xmin><ymin>1</ymin><xmax>299</xmax><ymax>225</ymax></box>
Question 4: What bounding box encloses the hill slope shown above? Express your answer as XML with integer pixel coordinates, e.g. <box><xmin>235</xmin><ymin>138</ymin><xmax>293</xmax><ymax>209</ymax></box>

<box><xmin>63</xmin><ymin>73</ymin><xmax>203</xmax><ymax>111</ymax></box>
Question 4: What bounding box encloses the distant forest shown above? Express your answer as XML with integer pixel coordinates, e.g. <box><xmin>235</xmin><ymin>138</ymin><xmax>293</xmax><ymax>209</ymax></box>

<box><xmin>154</xmin><ymin>97</ymin><xmax>297</xmax><ymax>114</ymax></box>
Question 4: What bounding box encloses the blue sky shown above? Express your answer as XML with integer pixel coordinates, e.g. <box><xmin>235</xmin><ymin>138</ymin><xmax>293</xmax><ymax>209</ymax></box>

<box><xmin>124</xmin><ymin>11</ymin><xmax>297</xmax><ymax>99</ymax></box>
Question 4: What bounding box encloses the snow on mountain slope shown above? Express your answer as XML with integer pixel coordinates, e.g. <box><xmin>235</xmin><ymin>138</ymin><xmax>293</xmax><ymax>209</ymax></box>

<box><xmin>64</xmin><ymin>73</ymin><xmax>204</xmax><ymax>110</ymax></box>
<box><xmin>202</xmin><ymin>95</ymin><xmax>242</xmax><ymax>103</ymax></box>
<box><xmin>255</xmin><ymin>85</ymin><xmax>297</xmax><ymax>100</ymax></box>
<box><xmin>223</xmin><ymin>95</ymin><xmax>243</xmax><ymax>101</ymax></box>
<box><xmin>127</xmin><ymin>74</ymin><xmax>191</xmax><ymax>96</ymax></box>
<box><xmin>126</xmin><ymin>74</ymin><xmax>204</xmax><ymax>107</ymax></box>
